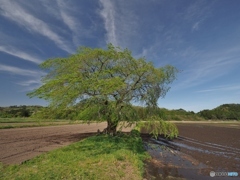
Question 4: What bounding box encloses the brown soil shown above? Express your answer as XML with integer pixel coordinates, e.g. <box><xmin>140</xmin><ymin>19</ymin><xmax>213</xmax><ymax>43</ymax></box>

<box><xmin>0</xmin><ymin>123</ymin><xmax>107</xmax><ymax>164</ymax></box>
<box><xmin>143</xmin><ymin>123</ymin><xmax>240</xmax><ymax>180</ymax></box>
<box><xmin>176</xmin><ymin>123</ymin><xmax>240</xmax><ymax>173</ymax></box>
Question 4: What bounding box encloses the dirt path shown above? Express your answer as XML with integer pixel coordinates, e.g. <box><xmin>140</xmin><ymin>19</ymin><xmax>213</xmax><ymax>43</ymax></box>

<box><xmin>0</xmin><ymin>123</ymin><xmax>107</xmax><ymax>165</ymax></box>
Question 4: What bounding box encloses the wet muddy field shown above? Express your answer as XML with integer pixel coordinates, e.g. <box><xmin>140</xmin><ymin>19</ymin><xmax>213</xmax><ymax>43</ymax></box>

<box><xmin>143</xmin><ymin>122</ymin><xmax>240</xmax><ymax>180</ymax></box>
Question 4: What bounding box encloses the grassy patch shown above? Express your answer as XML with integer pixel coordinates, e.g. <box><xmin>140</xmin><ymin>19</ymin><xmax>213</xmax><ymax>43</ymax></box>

<box><xmin>0</xmin><ymin>118</ymin><xmax>87</xmax><ymax>123</ymax></box>
<box><xmin>0</xmin><ymin>118</ymin><xmax>85</xmax><ymax>129</ymax></box>
<box><xmin>0</xmin><ymin>133</ymin><xmax>149</xmax><ymax>180</ymax></box>
<box><xmin>0</xmin><ymin>118</ymin><xmax>36</xmax><ymax>123</ymax></box>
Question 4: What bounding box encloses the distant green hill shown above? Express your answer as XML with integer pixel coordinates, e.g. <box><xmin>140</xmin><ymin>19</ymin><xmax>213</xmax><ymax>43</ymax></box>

<box><xmin>198</xmin><ymin>104</ymin><xmax>240</xmax><ymax>120</ymax></box>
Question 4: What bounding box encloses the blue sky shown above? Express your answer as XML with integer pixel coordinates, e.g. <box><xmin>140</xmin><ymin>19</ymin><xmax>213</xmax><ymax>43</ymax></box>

<box><xmin>0</xmin><ymin>0</ymin><xmax>240</xmax><ymax>112</ymax></box>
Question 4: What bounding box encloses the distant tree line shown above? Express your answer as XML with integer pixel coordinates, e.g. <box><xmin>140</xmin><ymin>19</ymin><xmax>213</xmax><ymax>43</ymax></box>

<box><xmin>0</xmin><ymin>105</ymin><xmax>42</xmax><ymax>118</ymax></box>
<box><xmin>198</xmin><ymin>104</ymin><xmax>240</xmax><ymax>120</ymax></box>
<box><xmin>1</xmin><ymin>104</ymin><xmax>239</xmax><ymax>120</ymax></box>
<box><xmin>0</xmin><ymin>105</ymin><xmax>205</xmax><ymax>121</ymax></box>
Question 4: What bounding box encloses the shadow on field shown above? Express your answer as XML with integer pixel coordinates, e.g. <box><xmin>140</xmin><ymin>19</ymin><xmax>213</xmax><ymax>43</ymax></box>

<box><xmin>67</xmin><ymin>132</ymin><xmax>98</xmax><ymax>141</ymax></box>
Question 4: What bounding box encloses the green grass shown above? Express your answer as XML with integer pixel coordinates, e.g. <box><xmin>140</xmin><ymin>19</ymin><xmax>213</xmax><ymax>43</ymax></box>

<box><xmin>0</xmin><ymin>118</ymin><xmax>85</xmax><ymax>129</ymax></box>
<box><xmin>0</xmin><ymin>118</ymin><xmax>35</xmax><ymax>123</ymax></box>
<box><xmin>0</xmin><ymin>133</ymin><xmax>149</xmax><ymax>180</ymax></box>
<box><xmin>0</xmin><ymin>118</ymin><xmax>69</xmax><ymax>123</ymax></box>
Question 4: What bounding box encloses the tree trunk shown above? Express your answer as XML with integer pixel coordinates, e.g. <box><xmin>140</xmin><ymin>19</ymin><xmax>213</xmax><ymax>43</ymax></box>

<box><xmin>101</xmin><ymin>100</ymin><xmax>119</xmax><ymax>135</ymax></box>
<box><xmin>103</xmin><ymin>120</ymin><xmax>118</xmax><ymax>135</ymax></box>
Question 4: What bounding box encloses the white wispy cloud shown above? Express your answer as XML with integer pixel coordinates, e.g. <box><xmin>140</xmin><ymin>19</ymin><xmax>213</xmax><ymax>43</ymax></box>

<box><xmin>40</xmin><ymin>0</ymin><xmax>61</xmax><ymax>20</ymax></box>
<box><xmin>192</xmin><ymin>21</ymin><xmax>200</xmax><ymax>31</ymax></box>
<box><xmin>135</xmin><ymin>2</ymin><xmax>211</xmax><ymax>59</ymax></box>
<box><xmin>196</xmin><ymin>84</ymin><xmax>240</xmax><ymax>93</ymax></box>
<box><xmin>0</xmin><ymin>46</ymin><xmax>42</xmax><ymax>64</ymax></box>
<box><xmin>17</xmin><ymin>80</ymin><xmax>41</xmax><ymax>87</ymax></box>
<box><xmin>56</xmin><ymin>0</ymin><xmax>78</xmax><ymax>33</ymax></box>
<box><xmin>16</xmin><ymin>79</ymin><xmax>42</xmax><ymax>92</ymax></box>
<box><xmin>56</xmin><ymin>0</ymin><xmax>82</xmax><ymax>47</ymax></box>
<box><xmin>0</xmin><ymin>0</ymin><xmax>73</xmax><ymax>53</ymax></box>
<box><xmin>137</xmin><ymin>1</ymin><xmax>214</xmax><ymax>60</ymax></box>
<box><xmin>175</xmin><ymin>46</ymin><xmax>240</xmax><ymax>89</ymax></box>
<box><xmin>0</xmin><ymin>64</ymin><xmax>45</xmax><ymax>77</ymax></box>
<box><xmin>184</xmin><ymin>1</ymin><xmax>214</xmax><ymax>31</ymax></box>
<box><xmin>99</xmin><ymin>0</ymin><xmax>118</xmax><ymax>45</ymax></box>
<box><xmin>99</xmin><ymin>0</ymin><xmax>141</xmax><ymax>53</ymax></box>
<box><xmin>0</xmin><ymin>64</ymin><xmax>45</xmax><ymax>90</ymax></box>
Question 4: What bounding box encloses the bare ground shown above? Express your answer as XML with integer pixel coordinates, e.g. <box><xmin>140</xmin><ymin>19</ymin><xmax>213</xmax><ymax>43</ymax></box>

<box><xmin>0</xmin><ymin>123</ymin><xmax>107</xmax><ymax>165</ymax></box>
<box><xmin>143</xmin><ymin>123</ymin><xmax>240</xmax><ymax>179</ymax></box>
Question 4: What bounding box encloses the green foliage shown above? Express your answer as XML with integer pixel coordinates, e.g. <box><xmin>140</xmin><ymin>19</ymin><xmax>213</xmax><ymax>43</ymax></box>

<box><xmin>28</xmin><ymin>44</ymin><xmax>178</xmax><ymax>133</ymax></box>
<box><xmin>0</xmin><ymin>106</ymin><xmax>42</xmax><ymax>118</ymax></box>
<box><xmin>135</xmin><ymin>116</ymin><xmax>179</xmax><ymax>139</ymax></box>
<box><xmin>1</xmin><ymin>134</ymin><xmax>149</xmax><ymax>180</ymax></box>
<box><xmin>198</xmin><ymin>104</ymin><xmax>240</xmax><ymax>120</ymax></box>
<box><xmin>160</xmin><ymin>108</ymin><xmax>203</xmax><ymax>121</ymax></box>
<box><xmin>134</xmin><ymin>106</ymin><xmax>203</xmax><ymax>121</ymax></box>
<box><xmin>32</xmin><ymin>107</ymin><xmax>77</xmax><ymax>120</ymax></box>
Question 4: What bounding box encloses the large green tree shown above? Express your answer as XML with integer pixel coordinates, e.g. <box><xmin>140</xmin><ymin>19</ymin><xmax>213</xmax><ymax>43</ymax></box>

<box><xmin>28</xmin><ymin>44</ymin><xmax>178</xmax><ymax>134</ymax></box>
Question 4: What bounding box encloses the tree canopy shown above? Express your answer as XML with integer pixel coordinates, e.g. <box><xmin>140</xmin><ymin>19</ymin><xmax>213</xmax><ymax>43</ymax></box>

<box><xmin>28</xmin><ymin>44</ymin><xmax>178</xmax><ymax>135</ymax></box>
